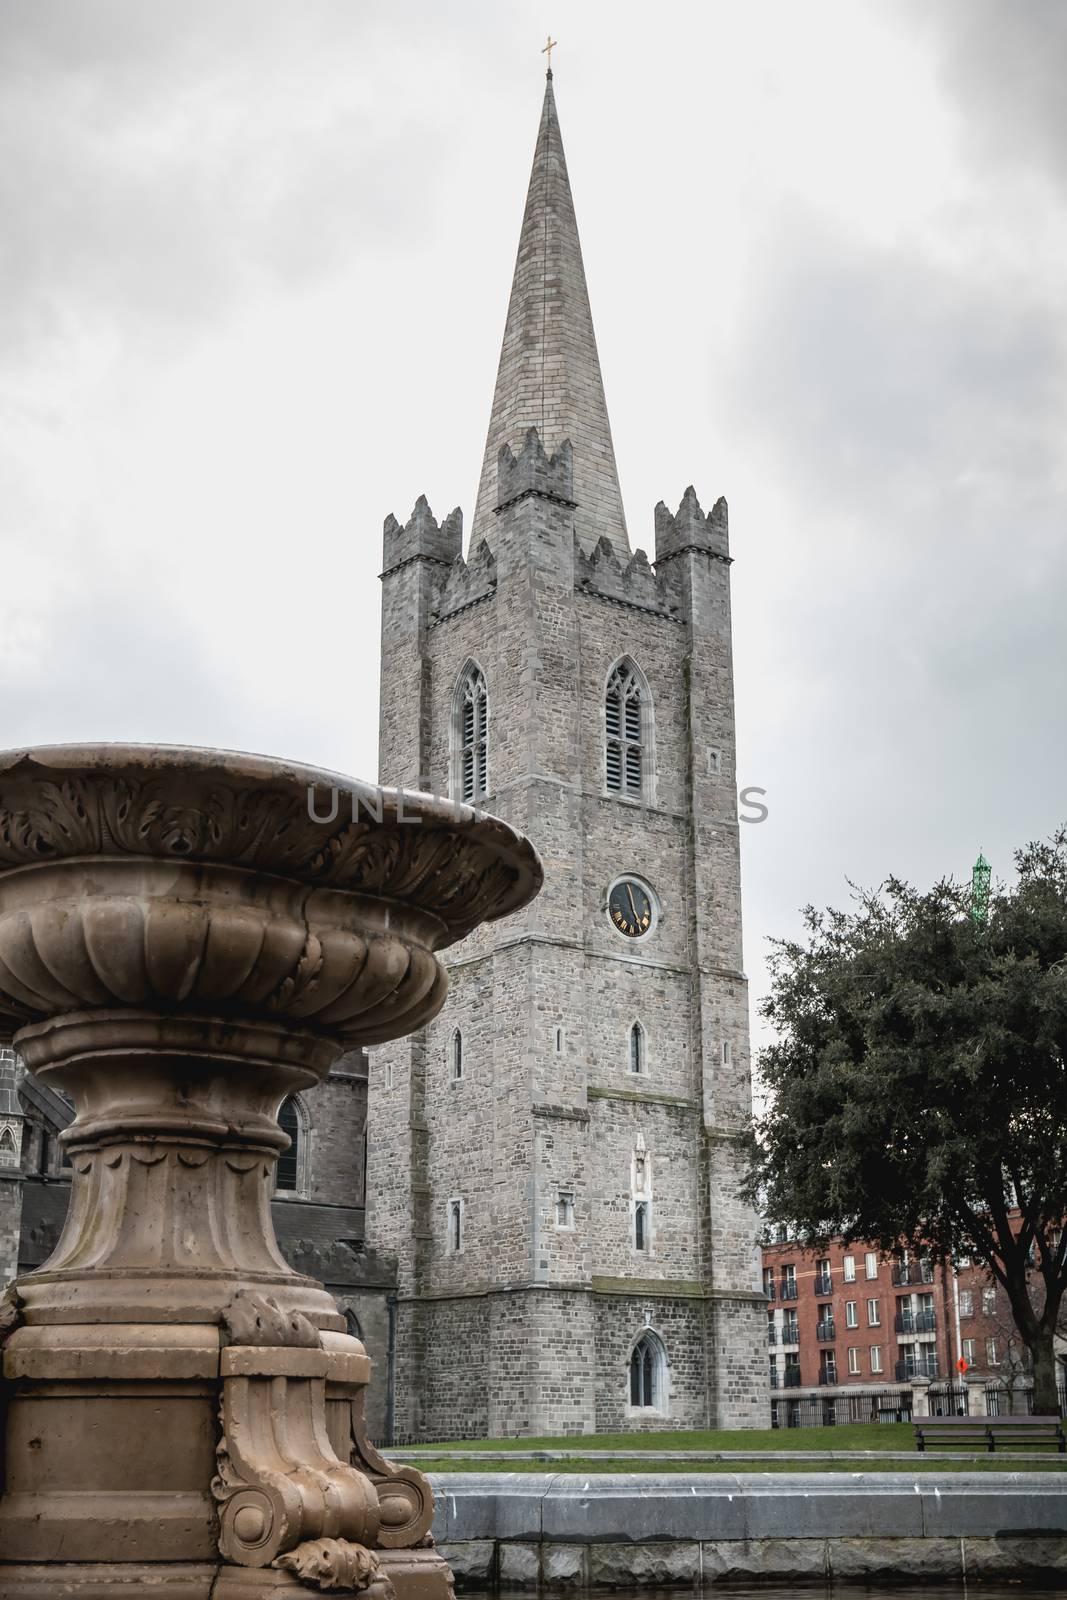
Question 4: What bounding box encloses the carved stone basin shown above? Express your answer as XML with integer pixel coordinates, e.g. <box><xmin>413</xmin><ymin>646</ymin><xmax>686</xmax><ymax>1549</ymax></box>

<box><xmin>0</xmin><ymin>744</ymin><xmax>542</xmax><ymax>1598</ymax></box>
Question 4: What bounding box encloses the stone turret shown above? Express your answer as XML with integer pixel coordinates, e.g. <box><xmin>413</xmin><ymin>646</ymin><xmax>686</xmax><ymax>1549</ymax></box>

<box><xmin>382</xmin><ymin>496</ymin><xmax>463</xmax><ymax>576</ymax></box>
<box><xmin>654</xmin><ymin>485</ymin><xmax>730</xmax><ymax>565</ymax></box>
<box><xmin>496</xmin><ymin>428</ymin><xmax>575</xmax><ymax>512</ymax></box>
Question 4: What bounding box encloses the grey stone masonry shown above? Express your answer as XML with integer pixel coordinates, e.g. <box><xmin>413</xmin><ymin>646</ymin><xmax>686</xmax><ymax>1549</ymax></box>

<box><xmin>0</xmin><ymin>1046</ymin><xmax>26</xmax><ymax>1287</ymax></box>
<box><xmin>367</xmin><ymin>73</ymin><xmax>768</xmax><ymax>1441</ymax></box>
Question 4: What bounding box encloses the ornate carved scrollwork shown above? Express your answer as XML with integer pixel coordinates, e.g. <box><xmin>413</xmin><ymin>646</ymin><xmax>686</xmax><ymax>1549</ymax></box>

<box><xmin>347</xmin><ymin>1388</ymin><xmax>434</xmax><ymax>1550</ymax></box>
<box><xmin>213</xmin><ymin>1293</ymin><xmax>382</xmax><ymax>1571</ymax></box>
<box><xmin>273</xmin><ymin>1537</ymin><xmax>393</xmax><ymax>1594</ymax></box>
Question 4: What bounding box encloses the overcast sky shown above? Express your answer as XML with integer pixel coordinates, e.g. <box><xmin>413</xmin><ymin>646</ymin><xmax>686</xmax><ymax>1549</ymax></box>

<box><xmin>2</xmin><ymin>1</ymin><xmax>1064</xmax><ymax>1045</ymax></box>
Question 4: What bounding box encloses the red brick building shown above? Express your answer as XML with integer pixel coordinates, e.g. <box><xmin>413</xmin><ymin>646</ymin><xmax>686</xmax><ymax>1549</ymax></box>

<box><xmin>761</xmin><ymin>1222</ymin><xmax>1064</xmax><ymax>1422</ymax></box>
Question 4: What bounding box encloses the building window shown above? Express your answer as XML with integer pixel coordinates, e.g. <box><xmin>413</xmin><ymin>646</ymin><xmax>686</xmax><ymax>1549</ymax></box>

<box><xmin>555</xmin><ymin>1192</ymin><xmax>574</xmax><ymax>1229</ymax></box>
<box><xmin>982</xmin><ymin>1286</ymin><xmax>996</xmax><ymax>1316</ymax></box>
<box><xmin>962</xmin><ymin>1338</ymin><xmax>976</xmax><ymax>1364</ymax></box>
<box><xmin>554</xmin><ymin>1026</ymin><xmax>564</xmax><ymax>1054</ymax></box>
<box><xmin>985</xmin><ymin>1337</ymin><xmax>998</xmax><ymax>1366</ymax></box>
<box><xmin>451</xmin><ymin>1029</ymin><xmax>463</xmax><ymax>1081</ymax></box>
<box><xmin>345</xmin><ymin>1309</ymin><xmax>363</xmax><ymax>1342</ymax></box>
<box><xmin>276</xmin><ymin>1097</ymin><xmax>303</xmax><ymax>1194</ymax></box>
<box><xmin>722</xmin><ymin>1040</ymin><xmax>732</xmax><ymax>1066</ymax></box>
<box><xmin>843</xmin><ymin>1254</ymin><xmax>856</xmax><ymax>1282</ymax></box>
<box><xmin>630</xmin><ymin>1021</ymin><xmax>645</xmax><ymax>1074</ymax></box>
<box><xmin>867</xmin><ymin>1298</ymin><xmax>880</xmax><ymax>1327</ymax></box>
<box><xmin>870</xmin><ymin>1346</ymin><xmax>883</xmax><ymax>1374</ymax></box>
<box><xmin>634</xmin><ymin>1200</ymin><xmax>649</xmax><ymax>1253</ymax></box>
<box><xmin>605</xmin><ymin>659</ymin><xmax>648</xmax><ymax>798</ymax></box>
<box><xmin>865</xmin><ymin>1252</ymin><xmax>879</xmax><ymax>1279</ymax></box>
<box><xmin>959</xmin><ymin>1289</ymin><xmax>973</xmax><ymax>1317</ymax></box>
<box><xmin>763</xmin><ymin>1266</ymin><xmax>775</xmax><ymax>1299</ymax></box>
<box><xmin>781</xmin><ymin>1263</ymin><xmax>797</xmax><ymax>1297</ymax></box>
<box><xmin>629</xmin><ymin>1330</ymin><xmax>666</xmax><ymax>1410</ymax></box>
<box><xmin>0</xmin><ymin>1124</ymin><xmax>16</xmax><ymax>1162</ymax></box>
<box><xmin>782</xmin><ymin>1309</ymin><xmax>799</xmax><ymax>1343</ymax></box>
<box><xmin>453</xmin><ymin>661</ymin><xmax>488</xmax><ymax>803</ymax></box>
<box><xmin>820</xmin><ymin>1350</ymin><xmax>837</xmax><ymax>1384</ymax></box>
<box><xmin>845</xmin><ymin>1300</ymin><xmax>858</xmax><ymax>1328</ymax></box>
<box><xmin>848</xmin><ymin>1346</ymin><xmax>860</xmax><ymax>1375</ymax></box>
<box><xmin>447</xmin><ymin>1198</ymin><xmax>464</xmax><ymax>1254</ymax></box>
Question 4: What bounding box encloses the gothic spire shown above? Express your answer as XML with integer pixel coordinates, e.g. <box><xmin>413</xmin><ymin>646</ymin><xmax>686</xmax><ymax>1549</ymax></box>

<box><xmin>471</xmin><ymin>71</ymin><xmax>629</xmax><ymax>552</ymax></box>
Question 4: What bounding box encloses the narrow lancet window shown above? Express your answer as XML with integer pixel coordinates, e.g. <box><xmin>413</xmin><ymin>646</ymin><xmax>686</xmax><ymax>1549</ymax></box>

<box><xmin>630</xmin><ymin>1021</ymin><xmax>645</xmax><ymax>1074</ymax></box>
<box><xmin>456</xmin><ymin>663</ymin><xmax>488</xmax><ymax>802</ymax></box>
<box><xmin>605</xmin><ymin>661</ymin><xmax>646</xmax><ymax>797</ymax></box>
<box><xmin>451</xmin><ymin>1029</ymin><xmax>463</xmax><ymax>1081</ymax></box>
<box><xmin>276</xmin><ymin>1097</ymin><xmax>300</xmax><ymax>1193</ymax></box>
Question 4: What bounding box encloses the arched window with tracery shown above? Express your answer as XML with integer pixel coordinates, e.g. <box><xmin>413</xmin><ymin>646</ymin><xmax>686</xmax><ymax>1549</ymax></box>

<box><xmin>629</xmin><ymin>1330</ymin><xmax>667</xmax><ymax>1410</ymax></box>
<box><xmin>453</xmin><ymin>662</ymin><xmax>488</xmax><ymax>803</ymax></box>
<box><xmin>629</xmin><ymin>1021</ymin><xmax>645</xmax><ymax>1075</ymax></box>
<box><xmin>605</xmin><ymin>660</ymin><xmax>649</xmax><ymax>798</ymax></box>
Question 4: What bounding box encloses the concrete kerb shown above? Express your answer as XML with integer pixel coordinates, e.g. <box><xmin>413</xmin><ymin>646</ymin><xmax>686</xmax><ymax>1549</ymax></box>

<box><xmin>431</xmin><ymin>1471</ymin><xmax>1067</xmax><ymax>1588</ymax></box>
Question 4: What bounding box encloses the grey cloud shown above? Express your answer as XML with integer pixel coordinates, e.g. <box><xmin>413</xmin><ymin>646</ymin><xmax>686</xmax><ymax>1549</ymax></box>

<box><xmin>0</xmin><ymin>0</ymin><xmax>462</xmax><ymax>351</ymax></box>
<box><xmin>907</xmin><ymin>0</ymin><xmax>1067</xmax><ymax>191</ymax></box>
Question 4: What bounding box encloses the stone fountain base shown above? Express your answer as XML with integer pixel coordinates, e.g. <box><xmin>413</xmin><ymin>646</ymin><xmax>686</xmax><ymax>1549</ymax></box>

<box><xmin>0</xmin><ymin>745</ymin><xmax>542</xmax><ymax>1600</ymax></box>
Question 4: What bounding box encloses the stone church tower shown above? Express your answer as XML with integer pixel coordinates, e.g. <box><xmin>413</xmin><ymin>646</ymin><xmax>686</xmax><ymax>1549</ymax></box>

<box><xmin>368</xmin><ymin>71</ymin><xmax>768</xmax><ymax>1439</ymax></box>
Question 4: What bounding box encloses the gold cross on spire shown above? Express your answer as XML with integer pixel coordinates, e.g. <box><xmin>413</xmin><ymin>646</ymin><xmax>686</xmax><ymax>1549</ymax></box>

<box><xmin>542</xmin><ymin>34</ymin><xmax>558</xmax><ymax>71</ymax></box>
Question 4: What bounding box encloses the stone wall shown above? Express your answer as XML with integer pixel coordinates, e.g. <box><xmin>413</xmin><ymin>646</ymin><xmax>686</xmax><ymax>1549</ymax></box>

<box><xmin>429</xmin><ymin>1470</ymin><xmax>1067</xmax><ymax>1589</ymax></box>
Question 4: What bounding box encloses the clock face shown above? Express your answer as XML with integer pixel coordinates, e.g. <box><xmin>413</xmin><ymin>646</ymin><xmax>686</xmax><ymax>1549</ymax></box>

<box><xmin>608</xmin><ymin>878</ymin><xmax>653</xmax><ymax>938</ymax></box>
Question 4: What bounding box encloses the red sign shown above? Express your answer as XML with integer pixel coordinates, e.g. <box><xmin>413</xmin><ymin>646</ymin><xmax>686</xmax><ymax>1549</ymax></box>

<box><xmin>956</xmin><ymin>1357</ymin><xmax>969</xmax><ymax>1374</ymax></box>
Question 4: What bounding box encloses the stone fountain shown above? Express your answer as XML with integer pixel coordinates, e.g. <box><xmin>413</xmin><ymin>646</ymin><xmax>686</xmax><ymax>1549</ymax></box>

<box><xmin>0</xmin><ymin>745</ymin><xmax>542</xmax><ymax>1599</ymax></box>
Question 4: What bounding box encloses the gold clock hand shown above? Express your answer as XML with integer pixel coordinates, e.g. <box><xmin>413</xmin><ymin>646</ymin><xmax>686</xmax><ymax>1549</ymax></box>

<box><xmin>626</xmin><ymin>884</ymin><xmax>638</xmax><ymax>919</ymax></box>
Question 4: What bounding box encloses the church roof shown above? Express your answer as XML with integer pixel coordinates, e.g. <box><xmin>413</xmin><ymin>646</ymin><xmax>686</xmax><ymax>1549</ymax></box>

<box><xmin>471</xmin><ymin>71</ymin><xmax>629</xmax><ymax>553</ymax></box>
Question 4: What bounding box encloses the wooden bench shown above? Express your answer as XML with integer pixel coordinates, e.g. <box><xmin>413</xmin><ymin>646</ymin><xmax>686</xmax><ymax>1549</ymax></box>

<box><xmin>915</xmin><ymin>1414</ymin><xmax>1066</xmax><ymax>1453</ymax></box>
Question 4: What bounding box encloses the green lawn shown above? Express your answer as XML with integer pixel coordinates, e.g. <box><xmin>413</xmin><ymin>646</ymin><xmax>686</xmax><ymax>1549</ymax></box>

<box><xmin>411</xmin><ymin>1454</ymin><xmax>1067</xmax><ymax>1474</ymax></box>
<box><xmin>401</xmin><ymin>1423</ymin><xmax>916</xmax><ymax>1453</ymax></box>
<box><xmin>394</xmin><ymin>1422</ymin><xmax>1067</xmax><ymax>1471</ymax></box>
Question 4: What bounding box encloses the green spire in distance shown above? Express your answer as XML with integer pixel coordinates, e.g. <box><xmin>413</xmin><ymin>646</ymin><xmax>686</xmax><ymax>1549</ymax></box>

<box><xmin>971</xmin><ymin>850</ymin><xmax>991</xmax><ymax>930</ymax></box>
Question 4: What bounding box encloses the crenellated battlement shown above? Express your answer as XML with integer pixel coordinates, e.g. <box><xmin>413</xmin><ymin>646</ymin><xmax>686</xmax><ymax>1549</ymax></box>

<box><xmin>431</xmin><ymin>538</ymin><xmax>497</xmax><ymax>625</ymax></box>
<box><xmin>496</xmin><ymin>428</ymin><xmax>576</xmax><ymax>512</ymax></box>
<box><xmin>382</xmin><ymin>496</ymin><xmax>463</xmax><ymax>575</ymax></box>
<box><xmin>654</xmin><ymin>486</ymin><xmax>730</xmax><ymax>565</ymax></box>
<box><xmin>575</xmin><ymin>533</ymin><xmax>679</xmax><ymax>618</ymax></box>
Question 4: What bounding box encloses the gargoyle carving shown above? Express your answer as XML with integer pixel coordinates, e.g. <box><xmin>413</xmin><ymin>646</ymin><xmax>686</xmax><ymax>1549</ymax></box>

<box><xmin>273</xmin><ymin>1538</ymin><xmax>393</xmax><ymax>1594</ymax></box>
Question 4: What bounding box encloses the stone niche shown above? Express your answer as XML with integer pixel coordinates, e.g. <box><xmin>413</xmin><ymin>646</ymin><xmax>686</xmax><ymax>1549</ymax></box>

<box><xmin>0</xmin><ymin>744</ymin><xmax>541</xmax><ymax>1600</ymax></box>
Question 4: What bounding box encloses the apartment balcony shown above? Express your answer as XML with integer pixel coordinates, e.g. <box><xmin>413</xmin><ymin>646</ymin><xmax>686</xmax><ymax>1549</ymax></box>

<box><xmin>780</xmin><ymin>1328</ymin><xmax>800</xmax><ymax>1348</ymax></box>
<box><xmin>783</xmin><ymin>1367</ymin><xmax>802</xmax><ymax>1388</ymax></box>
<box><xmin>780</xmin><ymin>1283</ymin><xmax>798</xmax><ymax>1301</ymax></box>
<box><xmin>895</xmin><ymin>1309</ymin><xmax>937</xmax><ymax>1335</ymax></box>
<box><xmin>764</xmin><ymin>1280</ymin><xmax>776</xmax><ymax>1302</ymax></box>
<box><xmin>818</xmin><ymin>1368</ymin><xmax>838</xmax><ymax>1386</ymax></box>
<box><xmin>892</xmin><ymin>1262</ymin><xmax>935</xmax><ymax>1287</ymax></box>
<box><xmin>816</xmin><ymin>1321</ymin><xmax>836</xmax><ymax>1342</ymax></box>
<box><xmin>813</xmin><ymin>1273</ymin><xmax>832</xmax><ymax>1296</ymax></box>
<box><xmin>767</xmin><ymin>1326</ymin><xmax>777</xmax><ymax>1345</ymax></box>
<box><xmin>896</xmin><ymin>1356</ymin><xmax>939</xmax><ymax>1381</ymax></box>
<box><xmin>769</xmin><ymin>1367</ymin><xmax>780</xmax><ymax>1390</ymax></box>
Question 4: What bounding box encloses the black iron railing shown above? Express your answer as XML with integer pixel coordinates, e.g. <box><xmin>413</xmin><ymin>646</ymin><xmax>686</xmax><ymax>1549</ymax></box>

<box><xmin>816</xmin><ymin>1321</ymin><xmax>836</xmax><ymax>1342</ymax></box>
<box><xmin>895</xmin><ymin>1309</ymin><xmax>936</xmax><ymax>1334</ymax></box>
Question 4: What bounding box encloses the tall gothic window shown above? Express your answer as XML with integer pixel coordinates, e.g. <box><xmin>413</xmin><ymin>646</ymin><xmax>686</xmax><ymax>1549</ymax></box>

<box><xmin>454</xmin><ymin>662</ymin><xmax>488</xmax><ymax>803</ymax></box>
<box><xmin>630</xmin><ymin>1021</ymin><xmax>645</xmax><ymax>1074</ymax></box>
<box><xmin>634</xmin><ymin>1199</ymin><xmax>649</xmax><ymax>1252</ymax></box>
<box><xmin>605</xmin><ymin>660</ymin><xmax>648</xmax><ymax>798</ymax></box>
<box><xmin>451</xmin><ymin>1029</ymin><xmax>463</xmax><ymax>1081</ymax></box>
<box><xmin>276</xmin><ymin>1097</ymin><xmax>301</xmax><ymax>1193</ymax></box>
<box><xmin>629</xmin><ymin>1331</ymin><xmax>666</xmax><ymax>1409</ymax></box>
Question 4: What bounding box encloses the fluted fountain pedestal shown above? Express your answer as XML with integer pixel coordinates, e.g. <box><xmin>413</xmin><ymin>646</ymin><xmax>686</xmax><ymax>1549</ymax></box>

<box><xmin>0</xmin><ymin>746</ymin><xmax>541</xmax><ymax>1600</ymax></box>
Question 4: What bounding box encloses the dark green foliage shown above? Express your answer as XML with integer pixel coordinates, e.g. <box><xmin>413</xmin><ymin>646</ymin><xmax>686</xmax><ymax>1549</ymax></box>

<box><xmin>746</xmin><ymin>830</ymin><xmax>1067</xmax><ymax>1411</ymax></box>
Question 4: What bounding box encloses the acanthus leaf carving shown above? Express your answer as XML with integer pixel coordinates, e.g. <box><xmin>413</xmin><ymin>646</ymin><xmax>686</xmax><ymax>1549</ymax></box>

<box><xmin>273</xmin><ymin>1538</ymin><xmax>392</xmax><ymax>1594</ymax></box>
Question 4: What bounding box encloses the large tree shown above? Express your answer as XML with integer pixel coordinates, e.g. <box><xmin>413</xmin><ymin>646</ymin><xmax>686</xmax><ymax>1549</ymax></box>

<box><xmin>747</xmin><ymin>831</ymin><xmax>1067</xmax><ymax>1413</ymax></box>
